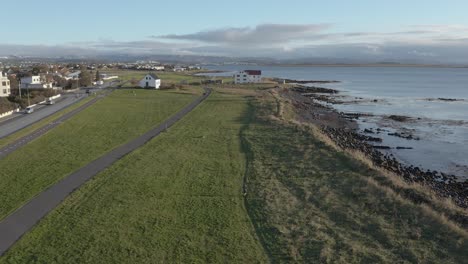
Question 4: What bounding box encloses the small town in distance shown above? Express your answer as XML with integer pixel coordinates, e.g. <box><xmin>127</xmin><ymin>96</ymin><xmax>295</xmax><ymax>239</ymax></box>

<box><xmin>0</xmin><ymin>1</ymin><xmax>467</xmax><ymax>263</ymax></box>
<box><xmin>0</xmin><ymin>61</ymin><xmax>261</xmax><ymax>118</ymax></box>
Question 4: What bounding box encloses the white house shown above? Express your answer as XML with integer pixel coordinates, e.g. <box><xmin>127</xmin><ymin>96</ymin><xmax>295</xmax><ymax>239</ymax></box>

<box><xmin>234</xmin><ymin>70</ymin><xmax>262</xmax><ymax>84</ymax></box>
<box><xmin>173</xmin><ymin>66</ymin><xmax>186</xmax><ymax>72</ymax></box>
<box><xmin>139</xmin><ymin>73</ymin><xmax>161</xmax><ymax>89</ymax></box>
<box><xmin>20</xmin><ymin>76</ymin><xmax>53</xmax><ymax>89</ymax></box>
<box><xmin>66</xmin><ymin>71</ymin><xmax>81</xmax><ymax>80</ymax></box>
<box><xmin>0</xmin><ymin>72</ymin><xmax>11</xmax><ymax>97</ymax></box>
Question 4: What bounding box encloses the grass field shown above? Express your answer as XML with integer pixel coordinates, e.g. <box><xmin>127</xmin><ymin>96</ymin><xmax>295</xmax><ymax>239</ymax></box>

<box><xmin>102</xmin><ymin>69</ymin><xmax>232</xmax><ymax>88</ymax></box>
<box><xmin>0</xmin><ymin>85</ymin><xmax>466</xmax><ymax>263</ymax></box>
<box><xmin>0</xmin><ymin>89</ymin><xmax>197</xmax><ymax>221</ymax></box>
<box><xmin>0</xmin><ymin>96</ymin><xmax>94</xmax><ymax>149</ymax></box>
<box><xmin>1</xmin><ymin>90</ymin><xmax>267</xmax><ymax>263</ymax></box>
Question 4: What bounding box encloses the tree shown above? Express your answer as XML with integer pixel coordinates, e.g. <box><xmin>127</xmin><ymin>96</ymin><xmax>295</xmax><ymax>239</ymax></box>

<box><xmin>8</xmin><ymin>76</ymin><xmax>19</xmax><ymax>96</ymax></box>
<box><xmin>32</xmin><ymin>64</ymin><xmax>48</xmax><ymax>75</ymax></box>
<box><xmin>53</xmin><ymin>75</ymin><xmax>68</xmax><ymax>88</ymax></box>
<box><xmin>78</xmin><ymin>65</ymin><xmax>92</xmax><ymax>87</ymax></box>
<box><xmin>95</xmin><ymin>70</ymin><xmax>101</xmax><ymax>81</ymax></box>
<box><xmin>31</xmin><ymin>66</ymin><xmax>40</xmax><ymax>75</ymax></box>
<box><xmin>8</xmin><ymin>76</ymin><xmax>18</xmax><ymax>89</ymax></box>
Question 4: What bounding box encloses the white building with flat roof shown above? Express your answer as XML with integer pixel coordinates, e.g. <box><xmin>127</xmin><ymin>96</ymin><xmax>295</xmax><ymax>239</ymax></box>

<box><xmin>234</xmin><ymin>70</ymin><xmax>262</xmax><ymax>84</ymax></box>
<box><xmin>20</xmin><ymin>76</ymin><xmax>53</xmax><ymax>89</ymax></box>
<box><xmin>0</xmin><ymin>72</ymin><xmax>11</xmax><ymax>97</ymax></box>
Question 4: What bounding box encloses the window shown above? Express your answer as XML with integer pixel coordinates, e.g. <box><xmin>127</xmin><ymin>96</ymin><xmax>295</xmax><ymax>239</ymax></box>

<box><xmin>1</xmin><ymin>81</ymin><xmax>5</xmax><ymax>86</ymax></box>
<box><xmin>2</xmin><ymin>89</ymin><xmax>6</xmax><ymax>94</ymax></box>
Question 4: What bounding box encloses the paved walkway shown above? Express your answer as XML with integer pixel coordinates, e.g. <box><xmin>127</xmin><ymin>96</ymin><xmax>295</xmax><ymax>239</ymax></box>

<box><xmin>0</xmin><ymin>88</ymin><xmax>211</xmax><ymax>256</ymax></box>
<box><xmin>0</xmin><ymin>89</ymin><xmax>113</xmax><ymax>159</ymax></box>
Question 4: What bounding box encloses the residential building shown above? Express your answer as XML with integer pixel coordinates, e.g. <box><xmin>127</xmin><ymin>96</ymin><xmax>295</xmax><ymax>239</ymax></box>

<box><xmin>20</xmin><ymin>75</ymin><xmax>53</xmax><ymax>89</ymax></box>
<box><xmin>139</xmin><ymin>73</ymin><xmax>161</xmax><ymax>89</ymax></box>
<box><xmin>234</xmin><ymin>70</ymin><xmax>262</xmax><ymax>84</ymax></box>
<box><xmin>99</xmin><ymin>74</ymin><xmax>119</xmax><ymax>81</ymax></box>
<box><xmin>0</xmin><ymin>72</ymin><xmax>11</xmax><ymax>97</ymax></box>
<box><xmin>66</xmin><ymin>71</ymin><xmax>81</xmax><ymax>80</ymax></box>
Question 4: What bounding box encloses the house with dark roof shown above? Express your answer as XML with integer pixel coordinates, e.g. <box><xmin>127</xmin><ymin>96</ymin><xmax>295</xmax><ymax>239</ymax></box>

<box><xmin>234</xmin><ymin>70</ymin><xmax>262</xmax><ymax>84</ymax></box>
<box><xmin>139</xmin><ymin>73</ymin><xmax>161</xmax><ymax>89</ymax></box>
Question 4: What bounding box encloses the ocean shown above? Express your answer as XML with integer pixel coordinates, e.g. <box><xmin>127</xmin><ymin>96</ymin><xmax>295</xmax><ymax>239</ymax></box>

<box><xmin>202</xmin><ymin>65</ymin><xmax>468</xmax><ymax>179</ymax></box>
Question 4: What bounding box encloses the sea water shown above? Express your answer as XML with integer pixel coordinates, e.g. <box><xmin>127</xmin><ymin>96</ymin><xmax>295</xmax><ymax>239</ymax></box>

<box><xmin>203</xmin><ymin>65</ymin><xmax>468</xmax><ymax>179</ymax></box>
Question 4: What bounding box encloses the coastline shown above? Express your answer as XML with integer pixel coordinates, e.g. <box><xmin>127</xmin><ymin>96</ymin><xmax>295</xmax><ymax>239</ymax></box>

<box><xmin>255</xmin><ymin>63</ymin><xmax>468</xmax><ymax>68</ymax></box>
<box><xmin>279</xmin><ymin>86</ymin><xmax>468</xmax><ymax>211</ymax></box>
<box><xmin>200</xmin><ymin>66</ymin><xmax>468</xmax><ymax>188</ymax></box>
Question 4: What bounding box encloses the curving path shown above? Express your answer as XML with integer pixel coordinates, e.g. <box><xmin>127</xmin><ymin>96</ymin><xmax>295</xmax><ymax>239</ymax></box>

<box><xmin>0</xmin><ymin>88</ymin><xmax>211</xmax><ymax>256</ymax></box>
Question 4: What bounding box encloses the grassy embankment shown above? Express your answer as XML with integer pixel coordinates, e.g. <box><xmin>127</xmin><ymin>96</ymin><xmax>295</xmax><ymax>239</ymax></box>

<box><xmin>0</xmin><ymin>89</ymin><xmax>197</xmax><ymax>220</ymax></box>
<box><xmin>243</xmin><ymin>89</ymin><xmax>468</xmax><ymax>263</ymax></box>
<box><xmin>1</xmin><ymin>83</ymin><xmax>466</xmax><ymax>263</ymax></box>
<box><xmin>1</xmin><ymin>88</ymin><xmax>267</xmax><ymax>263</ymax></box>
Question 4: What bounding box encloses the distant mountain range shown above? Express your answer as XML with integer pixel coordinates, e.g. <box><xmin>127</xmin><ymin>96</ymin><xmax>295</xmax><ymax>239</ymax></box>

<box><xmin>1</xmin><ymin>54</ymin><xmax>467</xmax><ymax>67</ymax></box>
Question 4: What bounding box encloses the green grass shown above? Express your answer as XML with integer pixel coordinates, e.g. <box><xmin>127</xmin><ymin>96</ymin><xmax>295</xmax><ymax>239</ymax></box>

<box><xmin>103</xmin><ymin>69</ymin><xmax>232</xmax><ymax>87</ymax></box>
<box><xmin>243</xmin><ymin>97</ymin><xmax>468</xmax><ymax>263</ymax></box>
<box><xmin>1</xmin><ymin>86</ymin><xmax>466</xmax><ymax>263</ymax></box>
<box><xmin>0</xmin><ymin>96</ymin><xmax>94</xmax><ymax>149</ymax></box>
<box><xmin>0</xmin><ymin>89</ymin><xmax>197</xmax><ymax>220</ymax></box>
<box><xmin>0</xmin><ymin>90</ymin><xmax>267</xmax><ymax>263</ymax></box>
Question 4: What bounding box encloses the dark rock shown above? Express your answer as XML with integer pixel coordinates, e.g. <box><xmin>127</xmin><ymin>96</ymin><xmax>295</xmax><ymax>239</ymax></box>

<box><xmin>373</xmin><ymin>145</ymin><xmax>391</xmax><ymax>149</ymax></box>
<box><xmin>388</xmin><ymin>115</ymin><xmax>410</xmax><ymax>122</ymax></box>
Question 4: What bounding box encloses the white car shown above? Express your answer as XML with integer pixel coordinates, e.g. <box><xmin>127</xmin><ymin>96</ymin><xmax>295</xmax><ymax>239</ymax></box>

<box><xmin>25</xmin><ymin>107</ymin><xmax>34</xmax><ymax>114</ymax></box>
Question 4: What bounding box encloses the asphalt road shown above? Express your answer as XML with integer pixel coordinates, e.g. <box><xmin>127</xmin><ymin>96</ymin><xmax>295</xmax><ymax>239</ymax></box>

<box><xmin>0</xmin><ymin>88</ymin><xmax>211</xmax><ymax>256</ymax></box>
<box><xmin>0</xmin><ymin>93</ymin><xmax>86</xmax><ymax>138</ymax></box>
<box><xmin>0</xmin><ymin>82</ymin><xmax>116</xmax><ymax>139</ymax></box>
<box><xmin>0</xmin><ymin>90</ymin><xmax>113</xmax><ymax>159</ymax></box>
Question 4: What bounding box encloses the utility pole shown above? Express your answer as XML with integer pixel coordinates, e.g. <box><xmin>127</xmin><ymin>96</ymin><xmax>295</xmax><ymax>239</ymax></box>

<box><xmin>27</xmin><ymin>85</ymin><xmax>30</xmax><ymax>106</ymax></box>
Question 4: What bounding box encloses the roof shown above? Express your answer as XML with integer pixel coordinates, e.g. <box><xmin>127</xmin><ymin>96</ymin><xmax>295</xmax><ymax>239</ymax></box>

<box><xmin>244</xmin><ymin>70</ymin><xmax>262</xmax><ymax>76</ymax></box>
<box><xmin>147</xmin><ymin>73</ymin><xmax>160</xmax><ymax>79</ymax></box>
<box><xmin>67</xmin><ymin>71</ymin><xmax>81</xmax><ymax>77</ymax></box>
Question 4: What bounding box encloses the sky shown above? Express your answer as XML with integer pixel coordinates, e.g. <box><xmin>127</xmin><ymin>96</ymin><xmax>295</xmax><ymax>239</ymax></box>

<box><xmin>2</xmin><ymin>0</ymin><xmax>468</xmax><ymax>63</ymax></box>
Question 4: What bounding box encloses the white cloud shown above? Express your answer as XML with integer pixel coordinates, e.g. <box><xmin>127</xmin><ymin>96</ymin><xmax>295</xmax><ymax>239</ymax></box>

<box><xmin>157</xmin><ymin>24</ymin><xmax>332</xmax><ymax>45</ymax></box>
<box><xmin>2</xmin><ymin>24</ymin><xmax>468</xmax><ymax>64</ymax></box>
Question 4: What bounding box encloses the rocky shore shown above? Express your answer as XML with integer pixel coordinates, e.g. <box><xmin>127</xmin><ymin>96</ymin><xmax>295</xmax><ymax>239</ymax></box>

<box><xmin>281</xmin><ymin>86</ymin><xmax>468</xmax><ymax>214</ymax></box>
<box><xmin>273</xmin><ymin>78</ymin><xmax>340</xmax><ymax>84</ymax></box>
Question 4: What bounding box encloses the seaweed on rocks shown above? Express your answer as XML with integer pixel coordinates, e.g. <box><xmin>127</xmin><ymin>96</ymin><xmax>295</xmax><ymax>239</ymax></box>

<box><xmin>283</xmin><ymin>87</ymin><xmax>468</xmax><ymax>214</ymax></box>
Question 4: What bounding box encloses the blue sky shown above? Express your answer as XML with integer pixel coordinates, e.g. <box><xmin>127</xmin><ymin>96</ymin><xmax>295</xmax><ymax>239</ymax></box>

<box><xmin>2</xmin><ymin>0</ymin><xmax>468</xmax><ymax>63</ymax></box>
<box><xmin>3</xmin><ymin>0</ymin><xmax>467</xmax><ymax>44</ymax></box>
